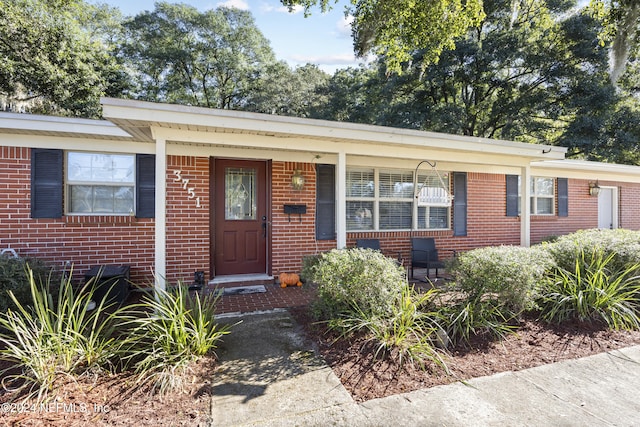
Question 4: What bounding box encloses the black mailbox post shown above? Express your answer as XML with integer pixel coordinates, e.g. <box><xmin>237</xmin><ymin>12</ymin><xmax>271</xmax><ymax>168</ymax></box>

<box><xmin>84</xmin><ymin>265</ymin><xmax>131</xmax><ymax>306</ymax></box>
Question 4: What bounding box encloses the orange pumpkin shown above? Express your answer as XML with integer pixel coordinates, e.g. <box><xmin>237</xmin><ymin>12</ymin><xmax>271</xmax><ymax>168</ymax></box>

<box><xmin>279</xmin><ymin>272</ymin><xmax>302</xmax><ymax>288</ymax></box>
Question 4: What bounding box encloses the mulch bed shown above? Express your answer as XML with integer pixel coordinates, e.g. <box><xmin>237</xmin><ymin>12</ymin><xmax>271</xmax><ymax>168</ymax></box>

<box><xmin>2</xmin><ymin>306</ymin><xmax>640</xmax><ymax>424</ymax></box>
<box><xmin>289</xmin><ymin>307</ymin><xmax>640</xmax><ymax>402</ymax></box>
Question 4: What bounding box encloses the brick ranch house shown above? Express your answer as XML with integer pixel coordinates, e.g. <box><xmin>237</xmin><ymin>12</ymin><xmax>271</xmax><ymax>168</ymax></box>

<box><xmin>1</xmin><ymin>97</ymin><xmax>639</xmax><ymax>289</ymax></box>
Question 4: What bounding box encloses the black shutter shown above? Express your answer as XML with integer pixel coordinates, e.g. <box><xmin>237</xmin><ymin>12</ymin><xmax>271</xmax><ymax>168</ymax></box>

<box><xmin>557</xmin><ymin>178</ymin><xmax>568</xmax><ymax>217</ymax></box>
<box><xmin>316</xmin><ymin>164</ymin><xmax>336</xmax><ymax>240</ymax></box>
<box><xmin>31</xmin><ymin>149</ymin><xmax>63</xmax><ymax>218</ymax></box>
<box><xmin>453</xmin><ymin>172</ymin><xmax>467</xmax><ymax>236</ymax></box>
<box><xmin>136</xmin><ymin>154</ymin><xmax>155</xmax><ymax>218</ymax></box>
<box><xmin>506</xmin><ymin>174</ymin><xmax>519</xmax><ymax>217</ymax></box>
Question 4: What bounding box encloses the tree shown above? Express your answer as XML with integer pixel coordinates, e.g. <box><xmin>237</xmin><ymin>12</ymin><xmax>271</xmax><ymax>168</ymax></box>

<box><xmin>121</xmin><ymin>3</ymin><xmax>277</xmax><ymax>109</ymax></box>
<box><xmin>0</xmin><ymin>0</ymin><xmax>125</xmax><ymax>117</ymax></box>
<box><xmin>281</xmin><ymin>0</ymin><xmax>485</xmax><ymax>73</ymax></box>
<box><xmin>244</xmin><ymin>63</ymin><xmax>330</xmax><ymax>117</ymax></box>
<box><xmin>592</xmin><ymin>0</ymin><xmax>640</xmax><ymax>84</ymax></box>
<box><xmin>316</xmin><ymin>0</ymin><xmax>640</xmax><ymax>163</ymax></box>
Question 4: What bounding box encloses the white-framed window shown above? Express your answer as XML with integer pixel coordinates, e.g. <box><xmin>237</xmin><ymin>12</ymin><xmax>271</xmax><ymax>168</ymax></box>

<box><xmin>346</xmin><ymin>169</ymin><xmax>375</xmax><ymax>230</ymax></box>
<box><xmin>416</xmin><ymin>173</ymin><xmax>451</xmax><ymax>229</ymax></box>
<box><xmin>346</xmin><ymin>168</ymin><xmax>450</xmax><ymax>231</ymax></box>
<box><xmin>66</xmin><ymin>152</ymin><xmax>135</xmax><ymax>214</ymax></box>
<box><xmin>518</xmin><ymin>176</ymin><xmax>555</xmax><ymax>215</ymax></box>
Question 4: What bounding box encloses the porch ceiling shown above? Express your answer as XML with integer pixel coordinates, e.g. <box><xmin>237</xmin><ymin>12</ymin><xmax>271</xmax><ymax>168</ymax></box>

<box><xmin>101</xmin><ymin>98</ymin><xmax>566</xmax><ymax>165</ymax></box>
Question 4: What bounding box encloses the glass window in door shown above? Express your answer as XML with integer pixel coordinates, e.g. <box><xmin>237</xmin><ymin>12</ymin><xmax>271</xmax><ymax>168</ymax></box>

<box><xmin>225</xmin><ymin>167</ymin><xmax>257</xmax><ymax>220</ymax></box>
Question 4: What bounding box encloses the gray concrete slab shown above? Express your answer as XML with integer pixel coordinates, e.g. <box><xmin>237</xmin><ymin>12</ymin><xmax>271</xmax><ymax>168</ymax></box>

<box><xmin>209</xmin><ymin>310</ymin><xmax>640</xmax><ymax>427</ymax></box>
<box><xmin>515</xmin><ymin>346</ymin><xmax>640</xmax><ymax>426</ymax></box>
<box><xmin>210</xmin><ymin>311</ymin><xmax>353</xmax><ymax>427</ymax></box>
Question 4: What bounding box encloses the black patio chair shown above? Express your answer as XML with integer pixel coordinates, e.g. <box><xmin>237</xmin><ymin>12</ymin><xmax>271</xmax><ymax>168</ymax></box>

<box><xmin>356</xmin><ymin>239</ymin><xmax>381</xmax><ymax>251</ymax></box>
<box><xmin>410</xmin><ymin>237</ymin><xmax>456</xmax><ymax>280</ymax></box>
<box><xmin>356</xmin><ymin>238</ymin><xmax>404</xmax><ymax>266</ymax></box>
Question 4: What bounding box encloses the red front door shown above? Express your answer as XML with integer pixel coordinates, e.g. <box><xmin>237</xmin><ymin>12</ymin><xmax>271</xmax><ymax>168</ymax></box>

<box><xmin>213</xmin><ymin>159</ymin><xmax>269</xmax><ymax>276</ymax></box>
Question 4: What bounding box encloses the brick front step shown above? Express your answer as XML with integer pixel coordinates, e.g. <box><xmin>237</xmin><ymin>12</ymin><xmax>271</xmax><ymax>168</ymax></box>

<box><xmin>212</xmin><ymin>283</ymin><xmax>316</xmax><ymax>315</ymax></box>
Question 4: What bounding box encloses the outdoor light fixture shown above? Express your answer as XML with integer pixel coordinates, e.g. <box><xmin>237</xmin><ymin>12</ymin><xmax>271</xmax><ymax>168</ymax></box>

<box><xmin>589</xmin><ymin>180</ymin><xmax>601</xmax><ymax>197</ymax></box>
<box><xmin>291</xmin><ymin>169</ymin><xmax>305</xmax><ymax>191</ymax></box>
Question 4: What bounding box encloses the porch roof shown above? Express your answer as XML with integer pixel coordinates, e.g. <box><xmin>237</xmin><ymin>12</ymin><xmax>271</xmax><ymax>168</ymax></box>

<box><xmin>532</xmin><ymin>159</ymin><xmax>640</xmax><ymax>183</ymax></box>
<box><xmin>100</xmin><ymin>98</ymin><xmax>566</xmax><ymax>165</ymax></box>
<box><xmin>0</xmin><ymin>111</ymin><xmax>132</xmax><ymax>140</ymax></box>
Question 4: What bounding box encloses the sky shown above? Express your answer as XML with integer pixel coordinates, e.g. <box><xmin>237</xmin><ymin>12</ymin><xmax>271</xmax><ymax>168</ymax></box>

<box><xmin>89</xmin><ymin>0</ymin><xmax>363</xmax><ymax>73</ymax></box>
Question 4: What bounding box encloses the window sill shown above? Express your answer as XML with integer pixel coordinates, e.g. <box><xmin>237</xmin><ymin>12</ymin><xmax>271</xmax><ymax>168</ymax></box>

<box><xmin>64</xmin><ymin>215</ymin><xmax>139</xmax><ymax>226</ymax></box>
<box><xmin>347</xmin><ymin>228</ymin><xmax>451</xmax><ymax>233</ymax></box>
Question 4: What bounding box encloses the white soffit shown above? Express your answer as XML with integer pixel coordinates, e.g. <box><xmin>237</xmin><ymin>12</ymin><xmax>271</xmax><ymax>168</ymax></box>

<box><xmin>0</xmin><ymin>112</ymin><xmax>133</xmax><ymax>140</ymax></box>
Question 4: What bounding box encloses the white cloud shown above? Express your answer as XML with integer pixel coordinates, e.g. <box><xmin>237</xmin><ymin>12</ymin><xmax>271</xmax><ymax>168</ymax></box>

<box><xmin>336</xmin><ymin>15</ymin><xmax>353</xmax><ymax>38</ymax></box>
<box><xmin>260</xmin><ymin>3</ymin><xmax>304</xmax><ymax>13</ymax></box>
<box><xmin>216</xmin><ymin>0</ymin><xmax>250</xmax><ymax>10</ymax></box>
<box><xmin>290</xmin><ymin>53</ymin><xmax>357</xmax><ymax>65</ymax></box>
<box><xmin>287</xmin><ymin>52</ymin><xmax>374</xmax><ymax>74</ymax></box>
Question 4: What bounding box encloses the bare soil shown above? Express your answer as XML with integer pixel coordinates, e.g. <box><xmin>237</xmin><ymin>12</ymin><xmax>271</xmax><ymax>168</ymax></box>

<box><xmin>2</xmin><ymin>309</ymin><xmax>640</xmax><ymax>425</ymax></box>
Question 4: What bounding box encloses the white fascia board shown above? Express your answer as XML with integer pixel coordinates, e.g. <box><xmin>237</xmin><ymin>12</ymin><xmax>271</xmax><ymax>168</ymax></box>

<box><xmin>152</xmin><ymin>126</ymin><xmax>564</xmax><ymax>164</ymax></box>
<box><xmin>346</xmin><ymin>156</ymin><xmax>526</xmax><ymax>175</ymax></box>
<box><xmin>158</xmin><ymin>129</ymin><xmax>543</xmax><ymax>168</ymax></box>
<box><xmin>0</xmin><ymin>133</ymin><xmax>154</xmax><ymax>154</ymax></box>
<box><xmin>0</xmin><ymin>112</ymin><xmax>132</xmax><ymax>138</ymax></box>
<box><xmin>532</xmin><ymin>159</ymin><xmax>640</xmax><ymax>183</ymax></box>
<box><xmin>101</xmin><ymin>98</ymin><xmax>565</xmax><ymax>161</ymax></box>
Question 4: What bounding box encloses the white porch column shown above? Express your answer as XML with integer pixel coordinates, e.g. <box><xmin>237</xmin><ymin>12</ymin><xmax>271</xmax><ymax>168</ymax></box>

<box><xmin>520</xmin><ymin>165</ymin><xmax>531</xmax><ymax>248</ymax></box>
<box><xmin>154</xmin><ymin>137</ymin><xmax>167</xmax><ymax>291</ymax></box>
<box><xmin>336</xmin><ymin>151</ymin><xmax>347</xmax><ymax>249</ymax></box>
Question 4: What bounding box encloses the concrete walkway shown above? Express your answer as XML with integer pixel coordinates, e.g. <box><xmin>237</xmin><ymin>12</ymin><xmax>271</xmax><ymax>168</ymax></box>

<box><xmin>211</xmin><ymin>310</ymin><xmax>640</xmax><ymax>427</ymax></box>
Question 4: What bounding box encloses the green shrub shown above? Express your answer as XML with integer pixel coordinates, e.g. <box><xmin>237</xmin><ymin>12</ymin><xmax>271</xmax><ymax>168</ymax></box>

<box><xmin>329</xmin><ymin>284</ymin><xmax>448</xmax><ymax>370</ymax></box>
<box><xmin>0</xmin><ymin>268</ymin><xmax>132</xmax><ymax>400</ymax></box>
<box><xmin>449</xmin><ymin>245</ymin><xmax>554</xmax><ymax>315</ymax></box>
<box><xmin>300</xmin><ymin>253</ymin><xmax>322</xmax><ymax>283</ymax></box>
<box><xmin>441</xmin><ymin>245</ymin><xmax>553</xmax><ymax>345</ymax></box>
<box><xmin>128</xmin><ymin>285</ymin><xmax>232</xmax><ymax>394</ymax></box>
<box><xmin>537</xmin><ymin>249</ymin><xmax>640</xmax><ymax>329</ymax></box>
<box><xmin>0</xmin><ymin>268</ymin><xmax>233</xmax><ymax>398</ymax></box>
<box><xmin>439</xmin><ymin>299</ymin><xmax>519</xmax><ymax>346</ymax></box>
<box><xmin>545</xmin><ymin>229</ymin><xmax>640</xmax><ymax>274</ymax></box>
<box><xmin>308</xmin><ymin>248</ymin><xmax>406</xmax><ymax>320</ymax></box>
<box><xmin>0</xmin><ymin>255</ymin><xmax>53</xmax><ymax>312</ymax></box>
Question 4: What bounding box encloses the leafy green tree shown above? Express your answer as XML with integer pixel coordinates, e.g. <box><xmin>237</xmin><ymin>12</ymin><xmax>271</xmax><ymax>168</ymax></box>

<box><xmin>316</xmin><ymin>65</ymin><xmax>381</xmax><ymax>123</ymax></box>
<box><xmin>591</xmin><ymin>0</ymin><xmax>640</xmax><ymax>84</ymax></box>
<box><xmin>593</xmin><ymin>101</ymin><xmax>640</xmax><ymax>164</ymax></box>
<box><xmin>281</xmin><ymin>0</ymin><xmax>485</xmax><ymax>73</ymax></box>
<box><xmin>323</xmin><ymin>3</ymin><xmax>612</xmax><ymax>134</ymax></box>
<box><xmin>245</xmin><ymin>63</ymin><xmax>330</xmax><ymax>117</ymax></box>
<box><xmin>0</xmin><ymin>0</ymin><xmax>125</xmax><ymax>117</ymax></box>
<box><xmin>121</xmin><ymin>3</ymin><xmax>277</xmax><ymax>109</ymax></box>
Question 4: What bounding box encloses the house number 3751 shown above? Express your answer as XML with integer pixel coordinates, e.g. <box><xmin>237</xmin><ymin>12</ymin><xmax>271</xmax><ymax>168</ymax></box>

<box><xmin>173</xmin><ymin>170</ymin><xmax>202</xmax><ymax>208</ymax></box>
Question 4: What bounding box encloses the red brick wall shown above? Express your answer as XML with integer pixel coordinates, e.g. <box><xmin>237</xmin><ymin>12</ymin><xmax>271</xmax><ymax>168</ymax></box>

<box><xmin>347</xmin><ymin>173</ymin><xmax>522</xmax><ymax>265</ymax></box>
<box><xmin>620</xmin><ymin>182</ymin><xmax>640</xmax><ymax>230</ymax></box>
<box><xmin>270</xmin><ymin>161</ymin><xmax>335</xmax><ymax>274</ymax></box>
<box><xmin>3</xmin><ymin>147</ymin><xmax>640</xmax><ymax>284</ymax></box>
<box><xmin>0</xmin><ymin>150</ymin><xmax>213</xmax><ymax>286</ymax></box>
<box><xmin>165</xmin><ymin>155</ymin><xmax>210</xmax><ymax>284</ymax></box>
<box><xmin>530</xmin><ymin>178</ymin><xmax>598</xmax><ymax>243</ymax></box>
<box><xmin>346</xmin><ymin>174</ymin><xmax>640</xmax><ymax>265</ymax></box>
<box><xmin>0</xmin><ymin>147</ymin><xmax>155</xmax><ymax>284</ymax></box>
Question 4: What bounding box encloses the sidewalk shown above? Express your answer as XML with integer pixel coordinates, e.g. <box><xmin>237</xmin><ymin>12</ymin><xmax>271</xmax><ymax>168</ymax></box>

<box><xmin>211</xmin><ymin>310</ymin><xmax>640</xmax><ymax>427</ymax></box>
